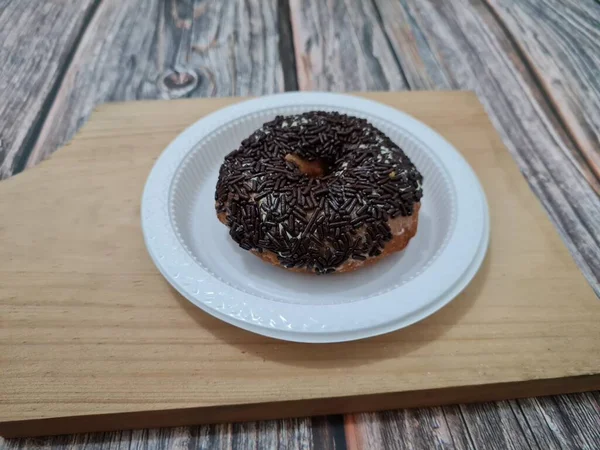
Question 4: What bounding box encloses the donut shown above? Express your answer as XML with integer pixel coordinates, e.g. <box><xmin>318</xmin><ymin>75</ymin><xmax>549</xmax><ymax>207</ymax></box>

<box><xmin>215</xmin><ymin>111</ymin><xmax>423</xmax><ymax>274</ymax></box>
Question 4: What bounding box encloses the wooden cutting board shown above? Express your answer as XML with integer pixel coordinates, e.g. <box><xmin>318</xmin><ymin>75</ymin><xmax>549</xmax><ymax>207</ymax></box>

<box><xmin>1</xmin><ymin>92</ymin><xmax>598</xmax><ymax>438</ymax></box>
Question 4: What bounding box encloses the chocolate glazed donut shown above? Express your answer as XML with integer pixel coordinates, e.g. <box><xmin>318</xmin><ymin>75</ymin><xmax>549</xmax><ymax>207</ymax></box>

<box><xmin>215</xmin><ymin>111</ymin><xmax>423</xmax><ymax>274</ymax></box>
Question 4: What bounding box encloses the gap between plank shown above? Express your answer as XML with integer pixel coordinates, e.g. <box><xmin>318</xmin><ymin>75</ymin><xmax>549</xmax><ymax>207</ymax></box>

<box><xmin>278</xmin><ymin>0</ymin><xmax>300</xmax><ymax>91</ymax></box>
<box><xmin>312</xmin><ymin>415</ymin><xmax>348</xmax><ymax>450</ymax></box>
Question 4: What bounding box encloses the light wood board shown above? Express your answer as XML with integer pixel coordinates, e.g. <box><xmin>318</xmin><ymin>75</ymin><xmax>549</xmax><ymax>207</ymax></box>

<box><xmin>1</xmin><ymin>92</ymin><xmax>598</xmax><ymax>438</ymax></box>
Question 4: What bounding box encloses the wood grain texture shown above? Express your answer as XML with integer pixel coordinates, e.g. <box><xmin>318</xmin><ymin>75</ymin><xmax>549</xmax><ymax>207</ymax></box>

<box><xmin>288</xmin><ymin>0</ymin><xmax>408</xmax><ymax>91</ymax></box>
<box><xmin>457</xmin><ymin>401</ymin><xmax>536</xmax><ymax>450</ymax></box>
<box><xmin>0</xmin><ymin>0</ymin><xmax>99</xmax><ymax>178</ymax></box>
<box><xmin>517</xmin><ymin>393</ymin><xmax>600</xmax><ymax>449</ymax></box>
<box><xmin>486</xmin><ymin>0</ymin><xmax>600</xmax><ymax>182</ymax></box>
<box><xmin>0</xmin><ymin>419</ymin><xmax>314</xmax><ymax>449</ymax></box>
<box><xmin>1</xmin><ymin>93</ymin><xmax>599</xmax><ymax>439</ymax></box>
<box><xmin>345</xmin><ymin>408</ymin><xmax>470</xmax><ymax>450</ymax></box>
<box><xmin>345</xmin><ymin>396</ymin><xmax>600</xmax><ymax>449</ymax></box>
<box><xmin>373</xmin><ymin>0</ymin><xmax>600</xmax><ymax>197</ymax></box>
<box><xmin>22</xmin><ymin>0</ymin><xmax>286</xmax><ymax>173</ymax></box>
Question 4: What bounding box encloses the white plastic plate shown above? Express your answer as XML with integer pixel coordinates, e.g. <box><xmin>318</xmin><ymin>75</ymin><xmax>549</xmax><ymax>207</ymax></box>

<box><xmin>142</xmin><ymin>92</ymin><xmax>490</xmax><ymax>343</ymax></box>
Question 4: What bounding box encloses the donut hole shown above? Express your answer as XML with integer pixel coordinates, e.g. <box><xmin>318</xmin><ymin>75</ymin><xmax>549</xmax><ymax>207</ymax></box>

<box><xmin>284</xmin><ymin>153</ymin><xmax>332</xmax><ymax>178</ymax></box>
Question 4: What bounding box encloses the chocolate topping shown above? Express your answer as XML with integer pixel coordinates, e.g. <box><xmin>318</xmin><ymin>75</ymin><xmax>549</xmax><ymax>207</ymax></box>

<box><xmin>215</xmin><ymin>111</ymin><xmax>423</xmax><ymax>274</ymax></box>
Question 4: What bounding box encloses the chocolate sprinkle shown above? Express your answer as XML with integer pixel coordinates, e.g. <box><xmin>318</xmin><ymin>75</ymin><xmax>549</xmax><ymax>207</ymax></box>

<box><xmin>215</xmin><ymin>111</ymin><xmax>423</xmax><ymax>274</ymax></box>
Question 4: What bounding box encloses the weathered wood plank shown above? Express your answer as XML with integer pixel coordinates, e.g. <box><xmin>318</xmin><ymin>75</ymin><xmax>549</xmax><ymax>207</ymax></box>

<box><xmin>0</xmin><ymin>0</ymin><xmax>99</xmax><ymax>179</ymax></box>
<box><xmin>340</xmin><ymin>397</ymin><xmax>600</xmax><ymax>450</ymax></box>
<box><xmin>23</xmin><ymin>0</ymin><xmax>287</xmax><ymax>173</ymax></box>
<box><xmin>0</xmin><ymin>419</ymin><xmax>316</xmax><ymax>449</ymax></box>
<box><xmin>516</xmin><ymin>393</ymin><xmax>600</xmax><ymax>449</ymax></box>
<box><xmin>345</xmin><ymin>409</ymin><xmax>473</xmax><ymax>450</ymax></box>
<box><xmin>485</xmin><ymin>0</ymin><xmax>600</xmax><ymax>182</ymax></box>
<box><xmin>289</xmin><ymin>0</ymin><xmax>408</xmax><ymax>91</ymax></box>
<box><xmin>458</xmin><ymin>401</ymin><xmax>538</xmax><ymax>450</ymax></box>
<box><xmin>344</xmin><ymin>401</ymin><xmax>568</xmax><ymax>450</ymax></box>
<box><xmin>372</xmin><ymin>0</ymin><xmax>600</xmax><ymax>193</ymax></box>
<box><xmin>441</xmin><ymin>406</ymin><xmax>477</xmax><ymax>450</ymax></box>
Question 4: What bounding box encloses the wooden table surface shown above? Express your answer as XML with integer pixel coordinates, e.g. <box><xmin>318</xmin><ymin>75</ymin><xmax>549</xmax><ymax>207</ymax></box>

<box><xmin>1</xmin><ymin>0</ymin><xmax>599</xmax><ymax>448</ymax></box>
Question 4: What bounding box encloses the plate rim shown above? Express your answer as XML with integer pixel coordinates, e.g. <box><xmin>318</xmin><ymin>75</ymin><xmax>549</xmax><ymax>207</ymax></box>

<box><xmin>141</xmin><ymin>92</ymin><xmax>490</xmax><ymax>343</ymax></box>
